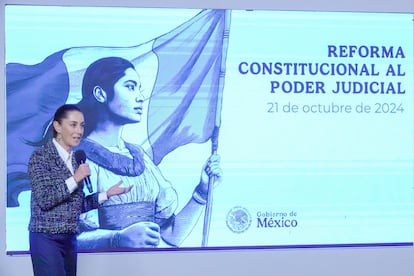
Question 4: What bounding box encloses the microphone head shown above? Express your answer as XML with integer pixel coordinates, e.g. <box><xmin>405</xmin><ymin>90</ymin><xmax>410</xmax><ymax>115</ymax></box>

<box><xmin>74</xmin><ymin>150</ymin><xmax>87</xmax><ymax>164</ymax></box>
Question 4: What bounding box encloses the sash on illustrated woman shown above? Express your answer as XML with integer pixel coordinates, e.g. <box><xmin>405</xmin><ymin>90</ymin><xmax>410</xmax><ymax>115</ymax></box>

<box><xmin>98</xmin><ymin>201</ymin><xmax>155</xmax><ymax>230</ymax></box>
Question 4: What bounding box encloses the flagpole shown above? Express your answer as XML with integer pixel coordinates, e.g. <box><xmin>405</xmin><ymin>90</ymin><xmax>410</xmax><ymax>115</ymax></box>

<box><xmin>201</xmin><ymin>9</ymin><xmax>232</xmax><ymax>247</ymax></box>
<box><xmin>202</xmin><ymin>127</ymin><xmax>219</xmax><ymax>247</ymax></box>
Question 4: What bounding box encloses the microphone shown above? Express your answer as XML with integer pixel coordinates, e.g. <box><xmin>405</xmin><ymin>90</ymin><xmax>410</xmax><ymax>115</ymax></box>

<box><xmin>74</xmin><ymin>150</ymin><xmax>93</xmax><ymax>193</ymax></box>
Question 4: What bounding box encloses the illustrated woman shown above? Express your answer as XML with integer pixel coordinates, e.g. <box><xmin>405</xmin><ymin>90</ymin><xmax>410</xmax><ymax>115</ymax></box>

<box><xmin>75</xmin><ymin>57</ymin><xmax>222</xmax><ymax>249</ymax></box>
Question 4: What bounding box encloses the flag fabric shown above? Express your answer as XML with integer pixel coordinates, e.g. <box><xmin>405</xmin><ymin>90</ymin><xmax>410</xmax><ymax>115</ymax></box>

<box><xmin>6</xmin><ymin>9</ymin><xmax>230</xmax><ymax>207</ymax></box>
<box><xmin>147</xmin><ymin>9</ymin><xmax>230</xmax><ymax>165</ymax></box>
<box><xmin>7</xmin><ymin>50</ymin><xmax>71</xmax><ymax>207</ymax></box>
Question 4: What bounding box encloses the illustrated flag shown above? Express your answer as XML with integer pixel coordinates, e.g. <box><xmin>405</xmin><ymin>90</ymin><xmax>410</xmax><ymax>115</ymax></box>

<box><xmin>6</xmin><ymin>9</ymin><xmax>231</xmax><ymax>207</ymax></box>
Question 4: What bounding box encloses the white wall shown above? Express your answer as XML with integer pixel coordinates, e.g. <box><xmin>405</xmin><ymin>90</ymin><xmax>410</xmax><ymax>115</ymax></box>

<box><xmin>1</xmin><ymin>0</ymin><xmax>413</xmax><ymax>275</ymax></box>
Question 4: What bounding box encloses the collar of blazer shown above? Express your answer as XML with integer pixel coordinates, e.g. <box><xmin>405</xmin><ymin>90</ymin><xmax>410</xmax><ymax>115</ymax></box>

<box><xmin>43</xmin><ymin>140</ymin><xmax>75</xmax><ymax>177</ymax></box>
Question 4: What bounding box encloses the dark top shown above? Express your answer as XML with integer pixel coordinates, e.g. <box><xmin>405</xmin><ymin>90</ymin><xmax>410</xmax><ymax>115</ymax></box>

<box><xmin>28</xmin><ymin>140</ymin><xmax>99</xmax><ymax>234</ymax></box>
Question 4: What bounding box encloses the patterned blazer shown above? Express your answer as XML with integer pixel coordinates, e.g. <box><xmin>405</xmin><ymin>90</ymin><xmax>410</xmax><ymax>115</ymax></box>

<box><xmin>28</xmin><ymin>140</ymin><xmax>99</xmax><ymax>234</ymax></box>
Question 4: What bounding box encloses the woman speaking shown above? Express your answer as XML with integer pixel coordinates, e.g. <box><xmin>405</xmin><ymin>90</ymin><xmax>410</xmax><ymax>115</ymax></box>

<box><xmin>28</xmin><ymin>104</ymin><xmax>131</xmax><ymax>276</ymax></box>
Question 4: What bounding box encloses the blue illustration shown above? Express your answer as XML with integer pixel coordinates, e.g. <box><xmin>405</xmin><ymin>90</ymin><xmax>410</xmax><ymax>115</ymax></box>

<box><xmin>6</xmin><ymin>9</ymin><xmax>231</xmax><ymax>251</ymax></box>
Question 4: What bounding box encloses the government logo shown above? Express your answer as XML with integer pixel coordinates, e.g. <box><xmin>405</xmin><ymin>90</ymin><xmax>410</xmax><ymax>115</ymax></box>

<box><xmin>226</xmin><ymin>206</ymin><xmax>251</xmax><ymax>233</ymax></box>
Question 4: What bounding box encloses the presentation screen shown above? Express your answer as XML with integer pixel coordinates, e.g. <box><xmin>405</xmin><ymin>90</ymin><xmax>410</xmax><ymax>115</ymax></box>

<box><xmin>5</xmin><ymin>5</ymin><xmax>414</xmax><ymax>254</ymax></box>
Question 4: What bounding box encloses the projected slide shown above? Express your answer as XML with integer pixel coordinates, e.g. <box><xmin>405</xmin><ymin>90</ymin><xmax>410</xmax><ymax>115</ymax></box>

<box><xmin>5</xmin><ymin>6</ymin><xmax>414</xmax><ymax>253</ymax></box>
